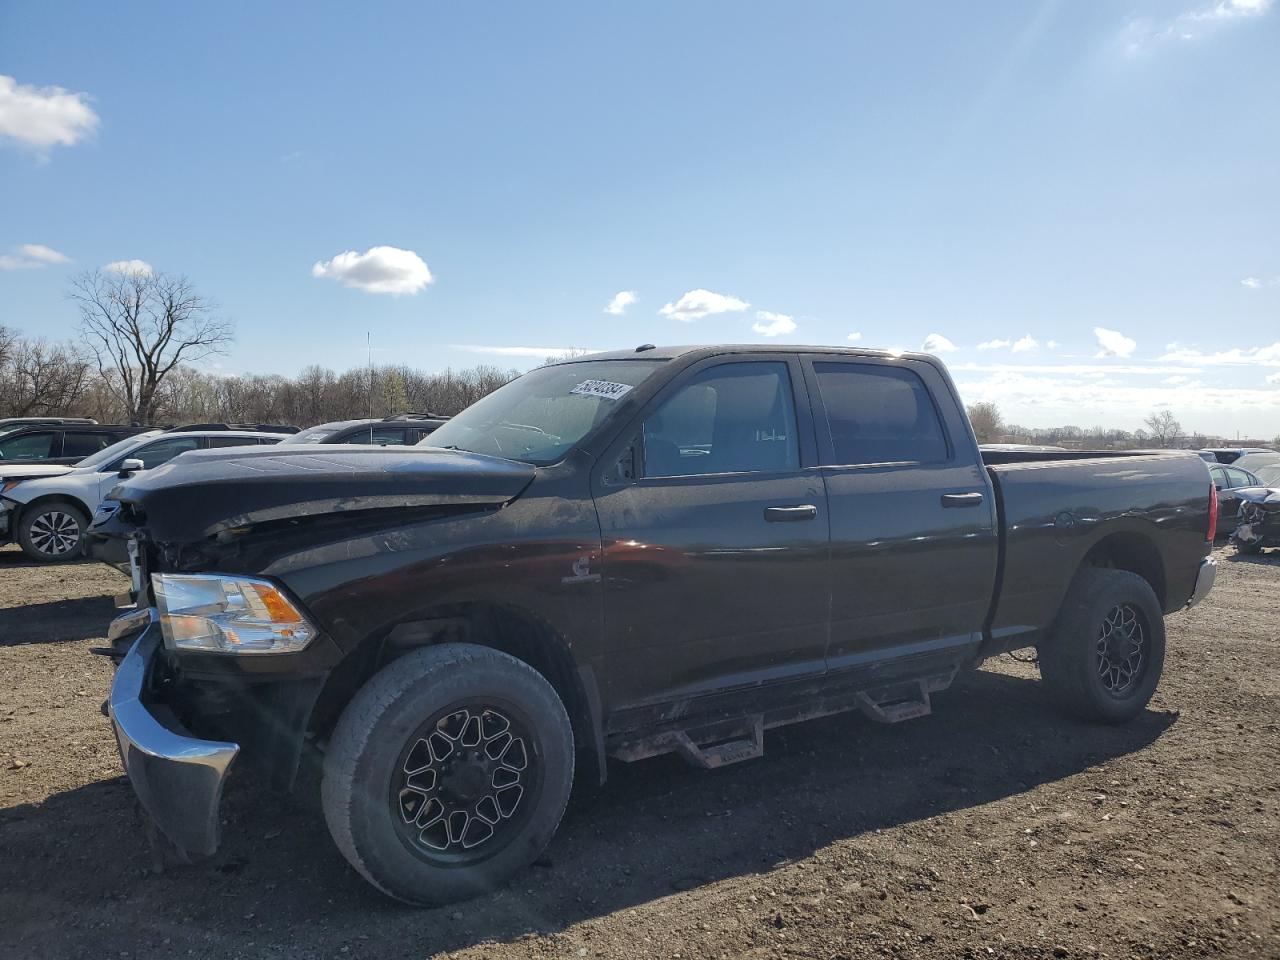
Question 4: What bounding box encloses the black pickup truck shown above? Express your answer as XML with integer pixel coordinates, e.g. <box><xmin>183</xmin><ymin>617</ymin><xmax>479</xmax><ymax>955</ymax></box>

<box><xmin>100</xmin><ymin>344</ymin><xmax>1217</xmax><ymax>904</ymax></box>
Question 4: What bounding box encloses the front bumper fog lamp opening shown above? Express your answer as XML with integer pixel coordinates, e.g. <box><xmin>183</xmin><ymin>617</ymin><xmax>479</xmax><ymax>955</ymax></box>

<box><xmin>152</xmin><ymin>573</ymin><xmax>317</xmax><ymax>654</ymax></box>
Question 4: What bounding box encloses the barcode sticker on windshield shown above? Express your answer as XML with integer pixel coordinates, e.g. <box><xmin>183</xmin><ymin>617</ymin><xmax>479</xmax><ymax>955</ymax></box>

<box><xmin>570</xmin><ymin>379</ymin><xmax>633</xmax><ymax>401</ymax></box>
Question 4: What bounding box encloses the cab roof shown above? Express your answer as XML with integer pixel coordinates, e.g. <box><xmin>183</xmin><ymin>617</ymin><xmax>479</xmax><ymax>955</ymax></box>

<box><xmin>553</xmin><ymin>344</ymin><xmax>933</xmax><ymax>365</ymax></box>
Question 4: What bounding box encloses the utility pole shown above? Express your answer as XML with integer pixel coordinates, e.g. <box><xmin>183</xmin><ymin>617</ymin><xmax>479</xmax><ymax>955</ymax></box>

<box><xmin>367</xmin><ymin>331</ymin><xmax>373</xmax><ymax>420</ymax></box>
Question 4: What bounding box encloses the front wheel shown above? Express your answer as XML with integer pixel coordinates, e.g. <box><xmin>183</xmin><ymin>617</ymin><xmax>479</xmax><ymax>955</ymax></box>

<box><xmin>321</xmin><ymin>644</ymin><xmax>574</xmax><ymax>905</ymax></box>
<box><xmin>17</xmin><ymin>502</ymin><xmax>87</xmax><ymax>562</ymax></box>
<box><xmin>1038</xmin><ymin>568</ymin><xmax>1166</xmax><ymax>724</ymax></box>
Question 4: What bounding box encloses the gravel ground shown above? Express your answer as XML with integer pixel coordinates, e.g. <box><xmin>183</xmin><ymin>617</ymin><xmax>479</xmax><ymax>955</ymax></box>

<box><xmin>1</xmin><ymin>543</ymin><xmax>1277</xmax><ymax>960</ymax></box>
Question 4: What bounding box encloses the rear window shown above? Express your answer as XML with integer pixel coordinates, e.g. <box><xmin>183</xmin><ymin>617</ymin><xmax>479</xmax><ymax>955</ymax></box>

<box><xmin>813</xmin><ymin>362</ymin><xmax>949</xmax><ymax>465</ymax></box>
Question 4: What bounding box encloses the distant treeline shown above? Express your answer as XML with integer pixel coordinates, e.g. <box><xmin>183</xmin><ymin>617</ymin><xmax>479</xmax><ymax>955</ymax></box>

<box><xmin>0</xmin><ymin>325</ymin><xmax>517</xmax><ymax>427</ymax></box>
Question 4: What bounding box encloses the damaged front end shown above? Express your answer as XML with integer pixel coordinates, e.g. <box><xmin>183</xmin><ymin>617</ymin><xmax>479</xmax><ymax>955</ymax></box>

<box><xmin>101</xmin><ymin>444</ymin><xmax>538</xmax><ymax>860</ymax></box>
<box><xmin>106</xmin><ymin>607</ymin><xmax>239</xmax><ymax>858</ymax></box>
<box><xmin>1231</xmin><ymin>488</ymin><xmax>1280</xmax><ymax>552</ymax></box>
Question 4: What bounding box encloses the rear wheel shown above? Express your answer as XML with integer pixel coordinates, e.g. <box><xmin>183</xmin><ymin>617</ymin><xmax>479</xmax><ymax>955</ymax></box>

<box><xmin>17</xmin><ymin>502</ymin><xmax>87</xmax><ymax>562</ymax></box>
<box><xmin>1038</xmin><ymin>568</ymin><xmax>1165</xmax><ymax>724</ymax></box>
<box><xmin>321</xmin><ymin>643</ymin><xmax>574</xmax><ymax>905</ymax></box>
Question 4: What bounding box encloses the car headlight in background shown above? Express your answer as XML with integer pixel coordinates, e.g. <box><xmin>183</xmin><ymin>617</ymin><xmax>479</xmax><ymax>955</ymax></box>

<box><xmin>152</xmin><ymin>573</ymin><xmax>317</xmax><ymax>654</ymax></box>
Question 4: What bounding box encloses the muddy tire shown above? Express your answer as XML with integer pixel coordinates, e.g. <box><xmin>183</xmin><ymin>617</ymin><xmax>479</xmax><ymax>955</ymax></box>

<box><xmin>1038</xmin><ymin>568</ymin><xmax>1165</xmax><ymax>724</ymax></box>
<box><xmin>17</xmin><ymin>501</ymin><xmax>88</xmax><ymax>563</ymax></box>
<box><xmin>321</xmin><ymin>643</ymin><xmax>574</xmax><ymax>905</ymax></box>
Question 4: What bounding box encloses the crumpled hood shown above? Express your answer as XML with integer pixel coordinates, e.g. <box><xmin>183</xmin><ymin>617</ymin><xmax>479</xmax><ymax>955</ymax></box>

<box><xmin>111</xmin><ymin>445</ymin><xmax>536</xmax><ymax>542</ymax></box>
<box><xmin>1234</xmin><ymin>485</ymin><xmax>1280</xmax><ymax>509</ymax></box>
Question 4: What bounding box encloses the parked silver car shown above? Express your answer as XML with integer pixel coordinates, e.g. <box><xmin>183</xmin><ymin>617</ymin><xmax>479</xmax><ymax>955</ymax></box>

<box><xmin>0</xmin><ymin>429</ymin><xmax>287</xmax><ymax>562</ymax></box>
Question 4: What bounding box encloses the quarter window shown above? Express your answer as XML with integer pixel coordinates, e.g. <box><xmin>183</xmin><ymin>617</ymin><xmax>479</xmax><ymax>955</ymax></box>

<box><xmin>642</xmin><ymin>362</ymin><xmax>799</xmax><ymax>477</ymax></box>
<box><xmin>813</xmin><ymin>362</ymin><xmax>949</xmax><ymax>465</ymax></box>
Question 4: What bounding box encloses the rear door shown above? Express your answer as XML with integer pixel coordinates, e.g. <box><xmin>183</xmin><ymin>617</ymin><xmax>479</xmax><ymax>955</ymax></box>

<box><xmin>801</xmin><ymin>355</ymin><xmax>998</xmax><ymax>672</ymax></box>
<box><xmin>593</xmin><ymin>356</ymin><xmax>829</xmax><ymax>709</ymax></box>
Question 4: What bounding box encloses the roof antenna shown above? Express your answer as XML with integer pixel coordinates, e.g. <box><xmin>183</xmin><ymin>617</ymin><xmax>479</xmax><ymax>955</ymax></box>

<box><xmin>635</xmin><ymin>343</ymin><xmax>656</xmax><ymax>352</ymax></box>
<box><xmin>367</xmin><ymin>331</ymin><xmax>373</xmax><ymax>419</ymax></box>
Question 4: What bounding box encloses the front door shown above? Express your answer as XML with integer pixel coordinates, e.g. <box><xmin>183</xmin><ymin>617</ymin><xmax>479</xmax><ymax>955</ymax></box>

<box><xmin>594</xmin><ymin>357</ymin><xmax>829</xmax><ymax>711</ymax></box>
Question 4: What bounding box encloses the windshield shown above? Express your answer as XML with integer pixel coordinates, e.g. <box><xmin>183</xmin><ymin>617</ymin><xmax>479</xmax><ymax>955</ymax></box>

<box><xmin>422</xmin><ymin>359</ymin><xmax>663</xmax><ymax>464</ymax></box>
<box><xmin>74</xmin><ymin>431</ymin><xmax>161</xmax><ymax>471</ymax></box>
<box><xmin>281</xmin><ymin>424</ymin><xmax>344</xmax><ymax>444</ymax></box>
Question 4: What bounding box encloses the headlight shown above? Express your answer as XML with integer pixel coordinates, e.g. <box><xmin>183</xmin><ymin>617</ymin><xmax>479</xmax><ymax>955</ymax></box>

<box><xmin>152</xmin><ymin>573</ymin><xmax>317</xmax><ymax>655</ymax></box>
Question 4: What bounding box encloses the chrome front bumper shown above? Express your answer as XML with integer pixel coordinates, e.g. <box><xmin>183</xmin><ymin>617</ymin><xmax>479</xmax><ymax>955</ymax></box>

<box><xmin>1186</xmin><ymin>556</ymin><xmax>1217</xmax><ymax>609</ymax></box>
<box><xmin>108</xmin><ymin>608</ymin><xmax>240</xmax><ymax>858</ymax></box>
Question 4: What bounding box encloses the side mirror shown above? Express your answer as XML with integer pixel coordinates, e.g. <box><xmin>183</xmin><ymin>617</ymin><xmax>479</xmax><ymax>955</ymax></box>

<box><xmin>118</xmin><ymin>458</ymin><xmax>145</xmax><ymax>478</ymax></box>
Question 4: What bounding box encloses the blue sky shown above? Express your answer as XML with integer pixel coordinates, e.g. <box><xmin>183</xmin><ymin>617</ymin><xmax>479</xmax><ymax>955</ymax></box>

<box><xmin>2</xmin><ymin>1</ymin><xmax>1278</xmax><ymax>436</ymax></box>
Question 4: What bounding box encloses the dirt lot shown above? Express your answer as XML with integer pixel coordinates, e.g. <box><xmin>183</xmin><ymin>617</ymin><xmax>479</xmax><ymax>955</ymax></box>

<box><xmin>1</xmin><ymin>544</ymin><xmax>1277</xmax><ymax>960</ymax></box>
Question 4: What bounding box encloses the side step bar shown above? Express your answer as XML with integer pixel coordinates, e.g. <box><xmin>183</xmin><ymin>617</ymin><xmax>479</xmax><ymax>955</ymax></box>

<box><xmin>671</xmin><ymin>717</ymin><xmax>764</xmax><ymax>769</ymax></box>
<box><xmin>855</xmin><ymin>675</ymin><xmax>951</xmax><ymax>723</ymax></box>
<box><xmin>607</xmin><ymin>669</ymin><xmax>957</xmax><ymax>768</ymax></box>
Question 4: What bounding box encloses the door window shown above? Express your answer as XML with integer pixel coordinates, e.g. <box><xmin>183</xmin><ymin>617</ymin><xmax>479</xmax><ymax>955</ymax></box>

<box><xmin>207</xmin><ymin>436</ymin><xmax>258</xmax><ymax>449</ymax></box>
<box><xmin>1209</xmin><ymin>466</ymin><xmax>1226</xmax><ymax>488</ymax></box>
<box><xmin>0</xmin><ymin>431</ymin><xmax>54</xmax><ymax>460</ymax></box>
<box><xmin>124</xmin><ymin>437</ymin><xmax>202</xmax><ymax>470</ymax></box>
<box><xmin>369</xmin><ymin>427</ymin><xmax>409</xmax><ymax>445</ymax></box>
<box><xmin>63</xmin><ymin>432</ymin><xmax>113</xmax><ymax>458</ymax></box>
<box><xmin>812</xmin><ymin>362</ymin><xmax>949</xmax><ymax>465</ymax></box>
<box><xmin>1224</xmin><ymin>467</ymin><xmax>1254</xmax><ymax>488</ymax></box>
<box><xmin>642</xmin><ymin>362</ymin><xmax>798</xmax><ymax>477</ymax></box>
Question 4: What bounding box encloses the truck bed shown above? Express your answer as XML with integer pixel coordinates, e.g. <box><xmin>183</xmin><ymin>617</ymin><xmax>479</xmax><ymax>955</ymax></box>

<box><xmin>979</xmin><ymin>449</ymin><xmax>1212</xmax><ymax>657</ymax></box>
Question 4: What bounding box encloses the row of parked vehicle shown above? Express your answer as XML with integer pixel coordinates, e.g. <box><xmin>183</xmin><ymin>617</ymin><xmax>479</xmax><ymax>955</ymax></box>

<box><xmin>0</xmin><ymin>413</ymin><xmax>449</xmax><ymax>562</ymax></box>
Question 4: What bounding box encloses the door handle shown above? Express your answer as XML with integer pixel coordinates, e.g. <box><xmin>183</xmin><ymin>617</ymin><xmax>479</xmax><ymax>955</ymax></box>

<box><xmin>941</xmin><ymin>492</ymin><xmax>985</xmax><ymax>508</ymax></box>
<box><xmin>764</xmin><ymin>504</ymin><xmax>818</xmax><ymax>522</ymax></box>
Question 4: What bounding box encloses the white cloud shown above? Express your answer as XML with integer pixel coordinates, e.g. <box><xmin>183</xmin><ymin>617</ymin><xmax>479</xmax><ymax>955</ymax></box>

<box><xmin>951</xmin><ymin>362</ymin><xmax>1203</xmax><ymax>377</ymax></box>
<box><xmin>604</xmin><ymin>290</ymin><xmax>637</xmax><ymax>315</ymax></box>
<box><xmin>0</xmin><ymin>75</ymin><xmax>99</xmax><ymax>150</ymax></box>
<box><xmin>1158</xmin><ymin>342</ymin><xmax>1280</xmax><ymax>366</ymax></box>
<box><xmin>312</xmin><ymin>245</ymin><xmax>433</xmax><ymax>295</ymax></box>
<box><xmin>1241</xmin><ymin>276</ymin><xmax>1263</xmax><ymax>289</ymax></box>
<box><xmin>1163</xmin><ymin>375</ymin><xmax>1194</xmax><ymax>385</ymax></box>
<box><xmin>658</xmin><ymin>289</ymin><xmax>749</xmax><ymax>322</ymax></box>
<box><xmin>455</xmin><ymin>345</ymin><xmax>598</xmax><ymax>359</ymax></box>
<box><xmin>103</xmin><ymin>259</ymin><xmax>153</xmax><ymax>276</ymax></box>
<box><xmin>922</xmin><ymin>333</ymin><xmax>958</xmax><ymax>353</ymax></box>
<box><xmin>1094</xmin><ymin>326</ymin><xmax>1136</xmax><ymax>358</ymax></box>
<box><xmin>1011</xmin><ymin>335</ymin><xmax>1039</xmax><ymax>353</ymax></box>
<box><xmin>846</xmin><ymin>332</ymin><xmax>863</xmax><ymax>342</ymax></box>
<box><xmin>1046</xmin><ymin>340</ymin><xmax>1061</xmax><ymax>349</ymax></box>
<box><xmin>751</xmin><ymin>310</ymin><xmax>797</xmax><ymax>338</ymax></box>
<box><xmin>1267</xmin><ymin>371</ymin><xmax>1280</xmax><ymax>385</ymax></box>
<box><xmin>1124</xmin><ymin>0</ymin><xmax>1272</xmax><ymax>52</ymax></box>
<box><xmin>977</xmin><ymin>339</ymin><xmax>1012</xmax><ymax>350</ymax></box>
<box><xmin>0</xmin><ymin>243</ymin><xmax>71</xmax><ymax>270</ymax></box>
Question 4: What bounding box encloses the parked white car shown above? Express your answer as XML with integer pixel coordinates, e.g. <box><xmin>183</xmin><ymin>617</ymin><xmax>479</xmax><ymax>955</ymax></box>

<box><xmin>0</xmin><ymin>429</ymin><xmax>287</xmax><ymax>562</ymax></box>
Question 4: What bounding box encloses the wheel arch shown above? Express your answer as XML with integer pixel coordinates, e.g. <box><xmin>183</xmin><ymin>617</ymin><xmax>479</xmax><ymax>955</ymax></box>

<box><xmin>309</xmin><ymin>601</ymin><xmax>607</xmax><ymax>786</ymax></box>
<box><xmin>16</xmin><ymin>492</ymin><xmax>94</xmax><ymax>525</ymax></box>
<box><xmin>1079</xmin><ymin>531</ymin><xmax>1167</xmax><ymax>610</ymax></box>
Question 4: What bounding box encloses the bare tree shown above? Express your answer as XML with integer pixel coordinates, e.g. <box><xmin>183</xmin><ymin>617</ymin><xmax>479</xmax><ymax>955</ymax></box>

<box><xmin>0</xmin><ymin>338</ymin><xmax>91</xmax><ymax>417</ymax></box>
<box><xmin>69</xmin><ymin>269</ymin><xmax>234</xmax><ymax>424</ymax></box>
<box><xmin>966</xmin><ymin>401</ymin><xmax>1004</xmax><ymax>444</ymax></box>
<box><xmin>1142</xmin><ymin>410</ymin><xmax>1182</xmax><ymax>448</ymax></box>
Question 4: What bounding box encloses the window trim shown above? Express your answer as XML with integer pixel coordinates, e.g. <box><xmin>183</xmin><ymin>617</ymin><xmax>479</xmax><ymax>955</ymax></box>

<box><xmin>801</xmin><ymin>356</ymin><xmax>955</xmax><ymax>470</ymax></box>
